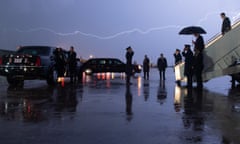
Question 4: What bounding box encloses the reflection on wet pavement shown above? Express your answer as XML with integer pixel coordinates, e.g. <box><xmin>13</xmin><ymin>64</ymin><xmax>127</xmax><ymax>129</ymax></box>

<box><xmin>0</xmin><ymin>69</ymin><xmax>240</xmax><ymax>144</ymax></box>
<box><xmin>0</xmin><ymin>83</ymin><xmax>83</xmax><ymax>122</ymax></box>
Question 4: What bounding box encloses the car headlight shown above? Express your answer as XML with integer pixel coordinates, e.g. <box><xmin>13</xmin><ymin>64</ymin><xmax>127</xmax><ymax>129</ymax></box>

<box><xmin>85</xmin><ymin>69</ymin><xmax>92</xmax><ymax>74</ymax></box>
<box><xmin>138</xmin><ymin>65</ymin><xmax>142</xmax><ymax>70</ymax></box>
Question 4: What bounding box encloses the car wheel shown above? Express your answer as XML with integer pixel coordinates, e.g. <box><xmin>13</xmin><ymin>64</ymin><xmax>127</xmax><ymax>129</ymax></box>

<box><xmin>7</xmin><ymin>76</ymin><xmax>24</xmax><ymax>87</ymax></box>
<box><xmin>47</xmin><ymin>67</ymin><xmax>58</xmax><ymax>85</ymax></box>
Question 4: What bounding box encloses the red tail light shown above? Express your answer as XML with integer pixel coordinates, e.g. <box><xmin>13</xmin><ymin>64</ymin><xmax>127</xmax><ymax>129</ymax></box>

<box><xmin>35</xmin><ymin>56</ymin><xmax>41</xmax><ymax>66</ymax></box>
<box><xmin>0</xmin><ymin>57</ymin><xmax>2</xmax><ymax>65</ymax></box>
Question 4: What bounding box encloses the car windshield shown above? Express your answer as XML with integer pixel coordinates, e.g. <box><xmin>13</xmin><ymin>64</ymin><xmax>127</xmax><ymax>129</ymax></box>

<box><xmin>17</xmin><ymin>46</ymin><xmax>51</xmax><ymax>56</ymax></box>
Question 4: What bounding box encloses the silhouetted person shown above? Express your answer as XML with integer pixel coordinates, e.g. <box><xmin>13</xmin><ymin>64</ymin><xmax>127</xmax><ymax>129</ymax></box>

<box><xmin>125</xmin><ymin>46</ymin><xmax>134</xmax><ymax>85</ymax></box>
<box><xmin>192</xmin><ymin>33</ymin><xmax>204</xmax><ymax>89</ymax></box>
<box><xmin>182</xmin><ymin>44</ymin><xmax>193</xmax><ymax>88</ymax></box>
<box><xmin>221</xmin><ymin>12</ymin><xmax>231</xmax><ymax>35</ymax></box>
<box><xmin>157</xmin><ymin>53</ymin><xmax>168</xmax><ymax>80</ymax></box>
<box><xmin>143</xmin><ymin>54</ymin><xmax>150</xmax><ymax>80</ymax></box>
<box><xmin>193</xmin><ymin>48</ymin><xmax>204</xmax><ymax>89</ymax></box>
<box><xmin>192</xmin><ymin>33</ymin><xmax>205</xmax><ymax>52</ymax></box>
<box><xmin>174</xmin><ymin>49</ymin><xmax>182</xmax><ymax>65</ymax></box>
<box><xmin>68</xmin><ymin>46</ymin><xmax>77</xmax><ymax>83</ymax></box>
<box><xmin>54</xmin><ymin>47</ymin><xmax>66</xmax><ymax>78</ymax></box>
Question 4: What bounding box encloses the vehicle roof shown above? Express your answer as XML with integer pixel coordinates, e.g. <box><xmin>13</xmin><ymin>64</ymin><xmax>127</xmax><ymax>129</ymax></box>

<box><xmin>83</xmin><ymin>58</ymin><xmax>125</xmax><ymax>64</ymax></box>
<box><xmin>88</xmin><ymin>58</ymin><xmax>123</xmax><ymax>61</ymax></box>
<box><xmin>17</xmin><ymin>46</ymin><xmax>58</xmax><ymax>56</ymax></box>
<box><xmin>19</xmin><ymin>46</ymin><xmax>57</xmax><ymax>49</ymax></box>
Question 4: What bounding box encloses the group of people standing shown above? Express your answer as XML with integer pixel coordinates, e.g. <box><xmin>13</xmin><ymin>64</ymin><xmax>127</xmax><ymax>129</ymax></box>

<box><xmin>126</xmin><ymin>12</ymin><xmax>232</xmax><ymax>89</ymax></box>
<box><xmin>142</xmin><ymin>53</ymin><xmax>168</xmax><ymax>81</ymax></box>
<box><xmin>182</xmin><ymin>36</ymin><xmax>204</xmax><ymax>89</ymax></box>
<box><xmin>125</xmin><ymin>46</ymin><xmax>167</xmax><ymax>84</ymax></box>
<box><xmin>53</xmin><ymin>46</ymin><xmax>77</xmax><ymax>83</ymax></box>
<box><xmin>174</xmin><ymin>12</ymin><xmax>231</xmax><ymax>89</ymax></box>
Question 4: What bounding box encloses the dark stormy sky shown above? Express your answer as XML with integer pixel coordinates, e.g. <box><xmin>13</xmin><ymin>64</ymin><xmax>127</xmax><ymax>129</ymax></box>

<box><xmin>0</xmin><ymin>0</ymin><xmax>240</xmax><ymax>64</ymax></box>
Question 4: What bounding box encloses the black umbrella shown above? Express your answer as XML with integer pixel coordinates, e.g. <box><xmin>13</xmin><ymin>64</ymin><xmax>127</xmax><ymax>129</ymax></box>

<box><xmin>179</xmin><ymin>26</ymin><xmax>206</xmax><ymax>35</ymax></box>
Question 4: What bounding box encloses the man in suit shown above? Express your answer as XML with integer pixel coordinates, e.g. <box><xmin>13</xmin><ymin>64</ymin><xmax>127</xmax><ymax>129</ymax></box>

<box><xmin>221</xmin><ymin>12</ymin><xmax>231</xmax><ymax>35</ymax></box>
<box><xmin>182</xmin><ymin>44</ymin><xmax>194</xmax><ymax>88</ymax></box>
<box><xmin>125</xmin><ymin>46</ymin><xmax>134</xmax><ymax>85</ymax></box>
<box><xmin>157</xmin><ymin>53</ymin><xmax>168</xmax><ymax>81</ymax></box>
<box><xmin>192</xmin><ymin>33</ymin><xmax>204</xmax><ymax>52</ymax></box>
<box><xmin>193</xmin><ymin>48</ymin><xmax>204</xmax><ymax>89</ymax></box>
<box><xmin>68</xmin><ymin>46</ymin><xmax>77</xmax><ymax>83</ymax></box>
<box><xmin>143</xmin><ymin>54</ymin><xmax>150</xmax><ymax>80</ymax></box>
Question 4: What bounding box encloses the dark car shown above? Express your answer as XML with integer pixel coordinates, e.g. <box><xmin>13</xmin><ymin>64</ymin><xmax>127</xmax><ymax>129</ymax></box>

<box><xmin>79</xmin><ymin>58</ymin><xmax>142</xmax><ymax>75</ymax></box>
<box><xmin>0</xmin><ymin>46</ymin><xmax>80</xmax><ymax>86</ymax></box>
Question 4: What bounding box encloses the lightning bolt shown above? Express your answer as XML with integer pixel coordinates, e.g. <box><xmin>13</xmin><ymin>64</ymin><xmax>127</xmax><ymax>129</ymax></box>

<box><xmin>15</xmin><ymin>10</ymin><xmax>240</xmax><ymax>40</ymax></box>
<box><xmin>16</xmin><ymin>25</ymin><xmax>181</xmax><ymax>40</ymax></box>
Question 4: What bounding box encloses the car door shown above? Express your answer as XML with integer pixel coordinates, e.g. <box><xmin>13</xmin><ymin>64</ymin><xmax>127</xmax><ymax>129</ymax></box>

<box><xmin>111</xmin><ymin>59</ymin><xmax>125</xmax><ymax>73</ymax></box>
<box><xmin>97</xmin><ymin>59</ymin><xmax>106</xmax><ymax>72</ymax></box>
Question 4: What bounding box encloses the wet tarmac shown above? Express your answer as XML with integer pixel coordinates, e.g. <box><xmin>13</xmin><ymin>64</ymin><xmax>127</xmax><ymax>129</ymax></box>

<box><xmin>0</xmin><ymin>68</ymin><xmax>240</xmax><ymax>144</ymax></box>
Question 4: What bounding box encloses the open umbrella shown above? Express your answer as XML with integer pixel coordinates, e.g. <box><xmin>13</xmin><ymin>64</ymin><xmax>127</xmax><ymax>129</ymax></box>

<box><xmin>179</xmin><ymin>26</ymin><xmax>206</xmax><ymax>35</ymax></box>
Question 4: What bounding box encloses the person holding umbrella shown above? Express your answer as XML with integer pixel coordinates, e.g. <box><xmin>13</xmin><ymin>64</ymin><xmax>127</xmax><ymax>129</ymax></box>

<box><xmin>179</xmin><ymin>26</ymin><xmax>206</xmax><ymax>89</ymax></box>
<box><xmin>192</xmin><ymin>33</ymin><xmax>205</xmax><ymax>89</ymax></box>
<box><xmin>192</xmin><ymin>33</ymin><xmax>204</xmax><ymax>52</ymax></box>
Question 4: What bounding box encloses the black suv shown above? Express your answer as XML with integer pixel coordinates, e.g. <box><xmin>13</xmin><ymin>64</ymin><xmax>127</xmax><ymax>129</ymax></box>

<box><xmin>79</xmin><ymin>58</ymin><xmax>142</xmax><ymax>75</ymax></box>
<box><xmin>0</xmin><ymin>46</ymin><xmax>81</xmax><ymax>86</ymax></box>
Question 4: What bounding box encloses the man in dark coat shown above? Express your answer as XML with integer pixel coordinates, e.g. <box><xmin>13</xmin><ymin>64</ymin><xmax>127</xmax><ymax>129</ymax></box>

<box><xmin>193</xmin><ymin>48</ymin><xmax>204</xmax><ymax>89</ymax></box>
<box><xmin>182</xmin><ymin>44</ymin><xmax>193</xmax><ymax>88</ymax></box>
<box><xmin>192</xmin><ymin>33</ymin><xmax>204</xmax><ymax>52</ymax></box>
<box><xmin>54</xmin><ymin>47</ymin><xmax>66</xmax><ymax>78</ymax></box>
<box><xmin>68</xmin><ymin>46</ymin><xmax>77</xmax><ymax>83</ymax></box>
<box><xmin>157</xmin><ymin>53</ymin><xmax>168</xmax><ymax>80</ymax></box>
<box><xmin>125</xmin><ymin>46</ymin><xmax>134</xmax><ymax>85</ymax></box>
<box><xmin>221</xmin><ymin>12</ymin><xmax>231</xmax><ymax>35</ymax></box>
<box><xmin>143</xmin><ymin>54</ymin><xmax>150</xmax><ymax>80</ymax></box>
<box><xmin>173</xmin><ymin>49</ymin><xmax>182</xmax><ymax>65</ymax></box>
<box><xmin>192</xmin><ymin>33</ymin><xmax>205</xmax><ymax>89</ymax></box>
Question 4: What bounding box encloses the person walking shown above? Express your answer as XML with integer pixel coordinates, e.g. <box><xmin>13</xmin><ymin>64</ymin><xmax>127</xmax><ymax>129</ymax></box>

<box><xmin>143</xmin><ymin>54</ymin><xmax>150</xmax><ymax>80</ymax></box>
<box><xmin>182</xmin><ymin>44</ymin><xmax>194</xmax><ymax>88</ymax></box>
<box><xmin>125</xmin><ymin>46</ymin><xmax>134</xmax><ymax>85</ymax></box>
<box><xmin>157</xmin><ymin>53</ymin><xmax>168</xmax><ymax>80</ymax></box>
<box><xmin>173</xmin><ymin>49</ymin><xmax>182</xmax><ymax>65</ymax></box>
<box><xmin>220</xmin><ymin>12</ymin><xmax>231</xmax><ymax>35</ymax></box>
<box><xmin>68</xmin><ymin>46</ymin><xmax>77</xmax><ymax>83</ymax></box>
